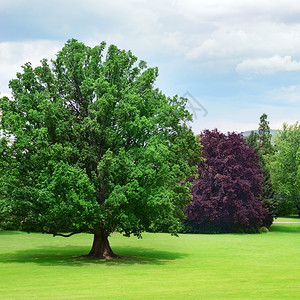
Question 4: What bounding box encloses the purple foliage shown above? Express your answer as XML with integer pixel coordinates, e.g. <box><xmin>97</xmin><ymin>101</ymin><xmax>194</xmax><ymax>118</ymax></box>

<box><xmin>185</xmin><ymin>129</ymin><xmax>268</xmax><ymax>232</ymax></box>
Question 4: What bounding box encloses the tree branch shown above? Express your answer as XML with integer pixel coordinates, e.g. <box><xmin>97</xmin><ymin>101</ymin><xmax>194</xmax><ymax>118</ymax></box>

<box><xmin>67</xmin><ymin>100</ymin><xmax>81</xmax><ymax>115</ymax></box>
<box><xmin>52</xmin><ymin>232</ymin><xmax>81</xmax><ymax>237</ymax></box>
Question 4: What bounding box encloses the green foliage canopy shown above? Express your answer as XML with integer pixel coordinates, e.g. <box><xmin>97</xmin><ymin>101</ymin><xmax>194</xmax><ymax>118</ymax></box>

<box><xmin>246</xmin><ymin>113</ymin><xmax>275</xmax><ymax>218</ymax></box>
<box><xmin>268</xmin><ymin>122</ymin><xmax>300</xmax><ymax>216</ymax></box>
<box><xmin>0</xmin><ymin>39</ymin><xmax>200</xmax><ymax>256</ymax></box>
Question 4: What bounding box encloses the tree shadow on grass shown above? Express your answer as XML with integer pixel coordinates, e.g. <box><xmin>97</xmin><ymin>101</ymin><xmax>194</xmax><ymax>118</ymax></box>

<box><xmin>0</xmin><ymin>230</ymin><xmax>23</xmax><ymax>235</ymax></box>
<box><xmin>0</xmin><ymin>245</ymin><xmax>187</xmax><ymax>266</ymax></box>
<box><xmin>270</xmin><ymin>224</ymin><xmax>300</xmax><ymax>233</ymax></box>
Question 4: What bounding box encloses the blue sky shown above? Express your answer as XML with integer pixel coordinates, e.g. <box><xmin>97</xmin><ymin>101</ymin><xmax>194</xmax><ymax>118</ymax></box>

<box><xmin>1</xmin><ymin>0</ymin><xmax>299</xmax><ymax>133</ymax></box>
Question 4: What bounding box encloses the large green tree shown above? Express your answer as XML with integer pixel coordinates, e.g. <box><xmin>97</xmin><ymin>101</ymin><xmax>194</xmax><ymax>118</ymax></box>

<box><xmin>0</xmin><ymin>39</ymin><xmax>200</xmax><ymax>258</ymax></box>
<box><xmin>268</xmin><ymin>122</ymin><xmax>300</xmax><ymax>216</ymax></box>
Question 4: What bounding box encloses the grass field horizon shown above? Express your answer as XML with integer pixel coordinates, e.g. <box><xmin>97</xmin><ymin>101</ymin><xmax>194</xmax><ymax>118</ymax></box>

<box><xmin>1</xmin><ymin>217</ymin><xmax>299</xmax><ymax>299</ymax></box>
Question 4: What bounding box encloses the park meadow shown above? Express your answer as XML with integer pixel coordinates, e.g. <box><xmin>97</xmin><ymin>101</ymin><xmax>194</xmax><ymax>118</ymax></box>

<box><xmin>1</xmin><ymin>218</ymin><xmax>299</xmax><ymax>299</ymax></box>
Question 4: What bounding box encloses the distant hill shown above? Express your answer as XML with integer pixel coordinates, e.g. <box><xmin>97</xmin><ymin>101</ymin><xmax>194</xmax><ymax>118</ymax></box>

<box><xmin>241</xmin><ymin>129</ymin><xmax>279</xmax><ymax>140</ymax></box>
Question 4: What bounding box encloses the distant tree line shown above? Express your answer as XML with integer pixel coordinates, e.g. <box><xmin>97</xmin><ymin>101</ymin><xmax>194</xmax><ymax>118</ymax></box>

<box><xmin>245</xmin><ymin>115</ymin><xmax>299</xmax><ymax>217</ymax></box>
<box><xmin>183</xmin><ymin>114</ymin><xmax>300</xmax><ymax>234</ymax></box>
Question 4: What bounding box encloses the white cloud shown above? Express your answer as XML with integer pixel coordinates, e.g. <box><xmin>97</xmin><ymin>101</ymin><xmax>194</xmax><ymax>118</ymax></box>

<box><xmin>0</xmin><ymin>92</ymin><xmax>12</xmax><ymax>99</ymax></box>
<box><xmin>236</xmin><ymin>56</ymin><xmax>300</xmax><ymax>74</ymax></box>
<box><xmin>0</xmin><ymin>40</ymin><xmax>62</xmax><ymax>93</ymax></box>
<box><xmin>172</xmin><ymin>0</ymin><xmax>300</xmax><ymax>25</ymax></box>
<box><xmin>3</xmin><ymin>1</ymin><xmax>300</xmax><ymax>70</ymax></box>
<box><xmin>168</xmin><ymin>1</ymin><xmax>300</xmax><ymax>69</ymax></box>
<box><xmin>268</xmin><ymin>84</ymin><xmax>300</xmax><ymax>103</ymax></box>
<box><xmin>183</xmin><ymin>22</ymin><xmax>300</xmax><ymax>64</ymax></box>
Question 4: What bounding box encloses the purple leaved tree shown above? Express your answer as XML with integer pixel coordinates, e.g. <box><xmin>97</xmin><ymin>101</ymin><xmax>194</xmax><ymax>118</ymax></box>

<box><xmin>185</xmin><ymin>129</ymin><xmax>270</xmax><ymax>233</ymax></box>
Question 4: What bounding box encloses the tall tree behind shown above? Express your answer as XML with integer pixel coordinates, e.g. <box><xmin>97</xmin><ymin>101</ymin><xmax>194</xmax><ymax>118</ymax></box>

<box><xmin>258</xmin><ymin>113</ymin><xmax>273</xmax><ymax>156</ymax></box>
<box><xmin>246</xmin><ymin>114</ymin><xmax>276</xmax><ymax>219</ymax></box>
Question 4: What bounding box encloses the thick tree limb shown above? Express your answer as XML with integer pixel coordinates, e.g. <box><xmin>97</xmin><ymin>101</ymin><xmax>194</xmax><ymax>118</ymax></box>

<box><xmin>52</xmin><ymin>232</ymin><xmax>81</xmax><ymax>237</ymax></box>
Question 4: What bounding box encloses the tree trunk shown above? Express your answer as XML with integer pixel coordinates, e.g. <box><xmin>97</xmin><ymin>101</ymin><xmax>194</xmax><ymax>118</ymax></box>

<box><xmin>297</xmin><ymin>204</ymin><xmax>300</xmax><ymax>218</ymax></box>
<box><xmin>87</xmin><ymin>225</ymin><xmax>119</xmax><ymax>259</ymax></box>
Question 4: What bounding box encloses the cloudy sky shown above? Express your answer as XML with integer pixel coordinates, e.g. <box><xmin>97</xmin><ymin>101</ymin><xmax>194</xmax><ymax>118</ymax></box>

<box><xmin>1</xmin><ymin>0</ymin><xmax>300</xmax><ymax>133</ymax></box>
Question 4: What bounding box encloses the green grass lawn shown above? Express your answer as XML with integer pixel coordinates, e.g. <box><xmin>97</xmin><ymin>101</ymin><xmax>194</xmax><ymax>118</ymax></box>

<box><xmin>0</xmin><ymin>218</ymin><xmax>299</xmax><ymax>299</ymax></box>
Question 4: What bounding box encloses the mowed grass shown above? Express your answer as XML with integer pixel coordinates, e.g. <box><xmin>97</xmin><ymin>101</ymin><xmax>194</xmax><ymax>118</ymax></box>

<box><xmin>0</xmin><ymin>218</ymin><xmax>299</xmax><ymax>299</ymax></box>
